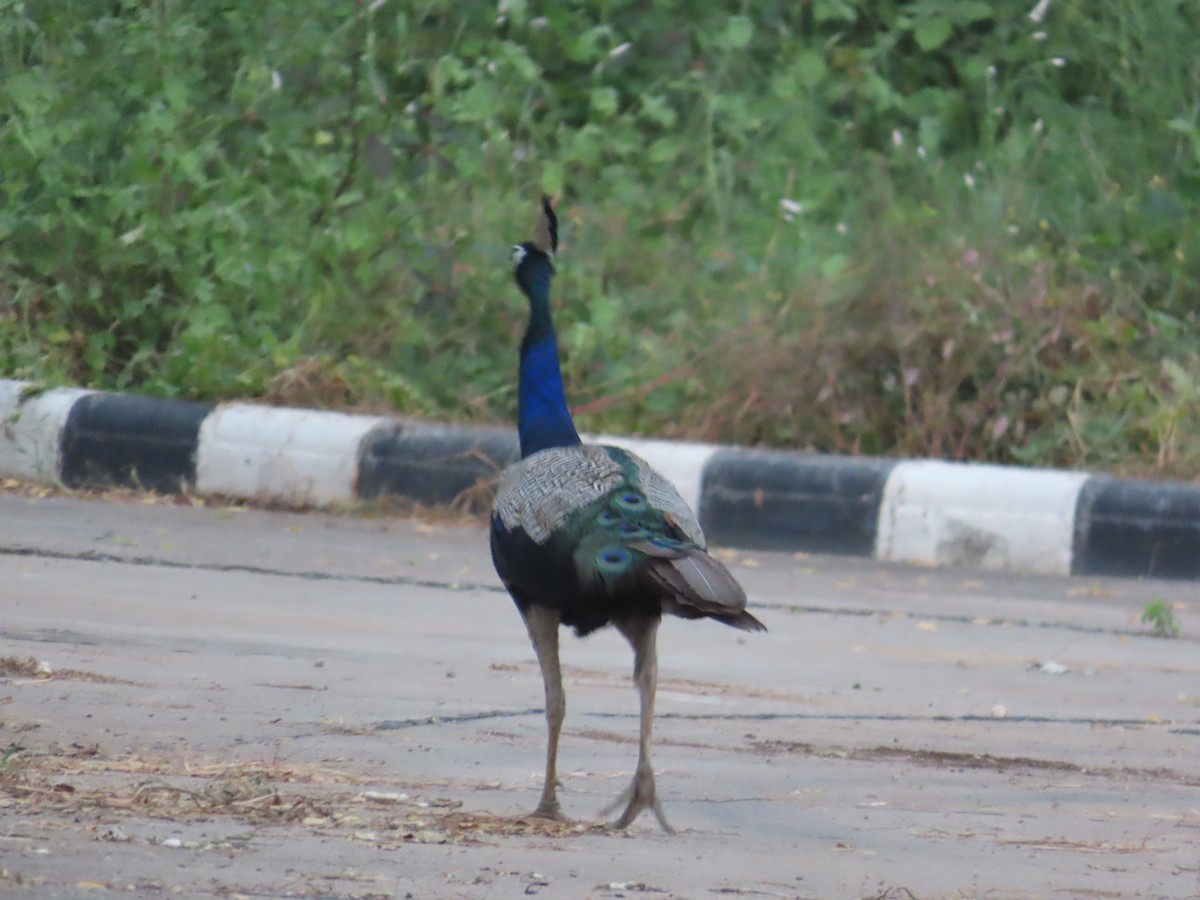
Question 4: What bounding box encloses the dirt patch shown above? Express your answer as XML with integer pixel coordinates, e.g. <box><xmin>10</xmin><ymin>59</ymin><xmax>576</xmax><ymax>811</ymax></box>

<box><xmin>0</xmin><ymin>656</ymin><xmax>47</xmax><ymax>678</ymax></box>
<box><xmin>0</xmin><ymin>655</ymin><xmax>141</xmax><ymax>685</ymax></box>
<box><xmin>558</xmin><ymin>663</ymin><xmax>805</xmax><ymax>703</ymax></box>
<box><xmin>751</xmin><ymin>739</ymin><xmax>1200</xmax><ymax>787</ymax></box>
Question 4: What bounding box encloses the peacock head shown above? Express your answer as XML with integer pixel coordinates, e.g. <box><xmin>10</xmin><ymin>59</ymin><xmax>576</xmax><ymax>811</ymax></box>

<box><xmin>511</xmin><ymin>196</ymin><xmax>559</xmax><ymax>299</ymax></box>
<box><xmin>511</xmin><ymin>241</ymin><xmax>554</xmax><ymax>298</ymax></box>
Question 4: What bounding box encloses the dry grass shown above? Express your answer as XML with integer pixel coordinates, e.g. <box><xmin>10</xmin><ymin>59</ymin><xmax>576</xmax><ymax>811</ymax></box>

<box><xmin>0</xmin><ymin>744</ymin><xmax>611</xmax><ymax>844</ymax></box>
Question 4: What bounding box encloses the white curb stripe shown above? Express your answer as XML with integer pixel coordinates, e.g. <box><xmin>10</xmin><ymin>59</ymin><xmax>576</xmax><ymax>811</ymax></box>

<box><xmin>587</xmin><ymin>433</ymin><xmax>719</xmax><ymax>517</ymax></box>
<box><xmin>196</xmin><ymin>403</ymin><xmax>385</xmax><ymax>507</ymax></box>
<box><xmin>0</xmin><ymin>382</ymin><xmax>94</xmax><ymax>483</ymax></box>
<box><xmin>876</xmin><ymin>460</ymin><xmax>1090</xmax><ymax>575</ymax></box>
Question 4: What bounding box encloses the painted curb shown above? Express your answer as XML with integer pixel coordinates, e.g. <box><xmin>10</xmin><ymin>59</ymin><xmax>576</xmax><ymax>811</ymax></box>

<box><xmin>700</xmin><ymin>449</ymin><xmax>895</xmax><ymax>556</ymax></box>
<box><xmin>0</xmin><ymin>378</ymin><xmax>1196</xmax><ymax>581</ymax></box>
<box><xmin>197</xmin><ymin>403</ymin><xmax>386</xmax><ymax>508</ymax></box>
<box><xmin>876</xmin><ymin>460</ymin><xmax>1090</xmax><ymax>575</ymax></box>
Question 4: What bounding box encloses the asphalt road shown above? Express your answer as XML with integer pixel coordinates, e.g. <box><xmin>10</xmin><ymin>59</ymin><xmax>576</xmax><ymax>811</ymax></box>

<box><xmin>1</xmin><ymin>491</ymin><xmax>1198</xmax><ymax>899</ymax></box>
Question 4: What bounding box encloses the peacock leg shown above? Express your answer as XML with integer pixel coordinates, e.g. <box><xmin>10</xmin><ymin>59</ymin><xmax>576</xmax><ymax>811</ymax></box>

<box><xmin>522</xmin><ymin>603</ymin><xmax>566</xmax><ymax>819</ymax></box>
<box><xmin>605</xmin><ymin>616</ymin><xmax>674</xmax><ymax>833</ymax></box>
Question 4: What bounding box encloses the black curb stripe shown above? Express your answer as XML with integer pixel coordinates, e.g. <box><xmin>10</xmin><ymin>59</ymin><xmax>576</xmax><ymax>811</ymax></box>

<box><xmin>1071</xmin><ymin>476</ymin><xmax>1200</xmax><ymax>579</ymax></box>
<box><xmin>355</xmin><ymin>420</ymin><xmax>519</xmax><ymax>507</ymax></box>
<box><xmin>60</xmin><ymin>392</ymin><xmax>210</xmax><ymax>493</ymax></box>
<box><xmin>698</xmin><ymin>449</ymin><xmax>897</xmax><ymax>555</ymax></box>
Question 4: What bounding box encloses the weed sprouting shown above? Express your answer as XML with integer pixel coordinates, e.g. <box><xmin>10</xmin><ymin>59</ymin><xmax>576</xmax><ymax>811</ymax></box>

<box><xmin>1141</xmin><ymin>601</ymin><xmax>1182</xmax><ymax>639</ymax></box>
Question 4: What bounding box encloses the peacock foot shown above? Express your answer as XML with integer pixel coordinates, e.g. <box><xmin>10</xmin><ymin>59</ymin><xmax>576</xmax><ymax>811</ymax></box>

<box><xmin>600</xmin><ymin>766</ymin><xmax>675</xmax><ymax>834</ymax></box>
<box><xmin>528</xmin><ymin>796</ymin><xmax>566</xmax><ymax>821</ymax></box>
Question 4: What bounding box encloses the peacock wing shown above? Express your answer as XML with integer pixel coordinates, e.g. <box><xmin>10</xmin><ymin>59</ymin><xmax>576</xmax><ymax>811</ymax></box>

<box><xmin>493</xmin><ymin>445</ymin><xmax>626</xmax><ymax>544</ymax></box>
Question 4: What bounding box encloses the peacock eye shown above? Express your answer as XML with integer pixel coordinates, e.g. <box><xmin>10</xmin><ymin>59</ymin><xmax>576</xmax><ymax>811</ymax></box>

<box><xmin>596</xmin><ymin>508</ymin><xmax>621</xmax><ymax>526</ymax></box>
<box><xmin>618</xmin><ymin>521</ymin><xmax>647</xmax><ymax>536</ymax></box>
<box><xmin>595</xmin><ymin>546</ymin><xmax>631</xmax><ymax>574</ymax></box>
<box><xmin>615</xmin><ymin>492</ymin><xmax>644</xmax><ymax>510</ymax></box>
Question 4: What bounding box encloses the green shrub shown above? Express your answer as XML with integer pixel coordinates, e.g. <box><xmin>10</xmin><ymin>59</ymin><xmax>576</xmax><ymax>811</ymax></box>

<box><xmin>1</xmin><ymin>0</ymin><xmax>1196</xmax><ymax>476</ymax></box>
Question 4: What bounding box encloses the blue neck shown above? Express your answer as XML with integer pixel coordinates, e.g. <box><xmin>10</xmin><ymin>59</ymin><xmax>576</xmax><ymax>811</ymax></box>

<box><xmin>516</xmin><ymin>262</ymin><xmax>581</xmax><ymax>458</ymax></box>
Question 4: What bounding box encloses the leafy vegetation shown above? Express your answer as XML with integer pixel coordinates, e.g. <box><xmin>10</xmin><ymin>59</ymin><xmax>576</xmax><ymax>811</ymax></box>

<box><xmin>1</xmin><ymin>0</ymin><xmax>1197</xmax><ymax>477</ymax></box>
<box><xmin>1141</xmin><ymin>600</ymin><xmax>1182</xmax><ymax>638</ymax></box>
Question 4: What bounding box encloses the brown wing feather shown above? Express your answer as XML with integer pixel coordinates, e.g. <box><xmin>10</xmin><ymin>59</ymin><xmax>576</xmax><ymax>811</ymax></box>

<box><xmin>633</xmin><ymin>543</ymin><xmax>766</xmax><ymax>632</ymax></box>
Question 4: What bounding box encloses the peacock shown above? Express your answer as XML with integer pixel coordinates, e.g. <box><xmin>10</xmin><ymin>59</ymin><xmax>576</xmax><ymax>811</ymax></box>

<box><xmin>490</xmin><ymin>197</ymin><xmax>765</xmax><ymax>832</ymax></box>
